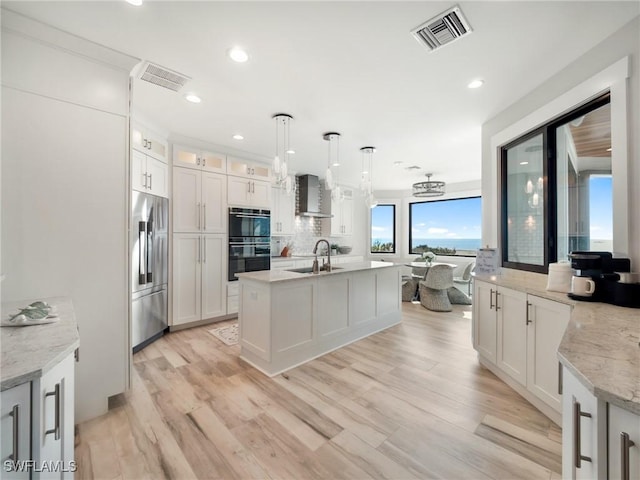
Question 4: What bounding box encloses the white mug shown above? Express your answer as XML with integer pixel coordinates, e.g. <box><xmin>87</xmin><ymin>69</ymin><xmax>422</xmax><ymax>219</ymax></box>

<box><xmin>571</xmin><ymin>276</ymin><xmax>595</xmax><ymax>296</ymax></box>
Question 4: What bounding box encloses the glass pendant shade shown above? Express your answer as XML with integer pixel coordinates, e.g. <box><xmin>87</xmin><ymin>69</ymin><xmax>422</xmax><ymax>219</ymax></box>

<box><xmin>323</xmin><ymin>132</ymin><xmax>340</xmax><ymax>191</ymax></box>
<box><xmin>272</xmin><ymin>113</ymin><xmax>294</xmax><ymax>192</ymax></box>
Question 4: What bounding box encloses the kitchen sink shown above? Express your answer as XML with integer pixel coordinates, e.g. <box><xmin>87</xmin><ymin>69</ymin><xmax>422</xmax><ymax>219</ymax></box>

<box><xmin>286</xmin><ymin>266</ymin><xmax>343</xmax><ymax>274</ymax></box>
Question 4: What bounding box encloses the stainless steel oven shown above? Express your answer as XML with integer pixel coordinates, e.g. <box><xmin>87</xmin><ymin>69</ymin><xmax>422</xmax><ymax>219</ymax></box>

<box><xmin>228</xmin><ymin>207</ymin><xmax>271</xmax><ymax>281</ymax></box>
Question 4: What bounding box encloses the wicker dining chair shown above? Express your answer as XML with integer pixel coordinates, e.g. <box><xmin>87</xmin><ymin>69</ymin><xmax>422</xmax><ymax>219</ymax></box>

<box><xmin>419</xmin><ymin>264</ymin><xmax>454</xmax><ymax>312</ymax></box>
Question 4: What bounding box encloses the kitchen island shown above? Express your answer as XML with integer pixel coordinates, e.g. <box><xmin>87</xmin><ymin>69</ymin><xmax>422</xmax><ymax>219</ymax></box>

<box><xmin>236</xmin><ymin>261</ymin><xmax>402</xmax><ymax>376</ymax></box>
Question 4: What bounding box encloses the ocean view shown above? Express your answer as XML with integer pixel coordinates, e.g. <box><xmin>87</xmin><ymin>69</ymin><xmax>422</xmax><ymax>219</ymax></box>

<box><xmin>372</xmin><ymin>238</ymin><xmax>482</xmax><ymax>252</ymax></box>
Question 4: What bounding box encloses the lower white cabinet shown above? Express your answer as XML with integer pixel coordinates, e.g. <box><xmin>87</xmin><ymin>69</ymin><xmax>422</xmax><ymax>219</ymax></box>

<box><xmin>172</xmin><ymin>234</ymin><xmax>225</xmax><ymax>326</ymax></box>
<box><xmin>562</xmin><ymin>367</ymin><xmax>607</xmax><ymax>479</ymax></box>
<box><xmin>32</xmin><ymin>352</ymin><xmax>75</xmax><ymax>479</ymax></box>
<box><xmin>473</xmin><ymin>279</ymin><xmax>571</xmax><ymax>416</ymax></box>
<box><xmin>1</xmin><ymin>383</ymin><xmax>31</xmax><ymax>479</ymax></box>
<box><xmin>526</xmin><ymin>295</ymin><xmax>570</xmax><ymax>411</ymax></box>
<box><xmin>609</xmin><ymin>403</ymin><xmax>640</xmax><ymax>480</ymax></box>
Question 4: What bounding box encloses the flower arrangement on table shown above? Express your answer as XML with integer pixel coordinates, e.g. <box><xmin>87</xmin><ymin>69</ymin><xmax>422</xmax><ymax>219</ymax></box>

<box><xmin>422</xmin><ymin>251</ymin><xmax>436</xmax><ymax>265</ymax></box>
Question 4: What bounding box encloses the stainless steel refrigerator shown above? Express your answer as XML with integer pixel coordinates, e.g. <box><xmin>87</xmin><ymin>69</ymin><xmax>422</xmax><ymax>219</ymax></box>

<box><xmin>131</xmin><ymin>191</ymin><xmax>168</xmax><ymax>352</ymax></box>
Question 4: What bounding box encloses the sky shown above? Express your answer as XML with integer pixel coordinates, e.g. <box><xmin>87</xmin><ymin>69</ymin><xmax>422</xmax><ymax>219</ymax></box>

<box><xmin>371</xmin><ymin>197</ymin><xmax>482</xmax><ymax>241</ymax></box>
<box><xmin>589</xmin><ymin>175</ymin><xmax>612</xmax><ymax>239</ymax></box>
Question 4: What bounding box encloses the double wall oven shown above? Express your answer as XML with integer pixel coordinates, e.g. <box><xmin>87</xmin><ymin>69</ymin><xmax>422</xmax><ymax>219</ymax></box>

<box><xmin>228</xmin><ymin>207</ymin><xmax>271</xmax><ymax>281</ymax></box>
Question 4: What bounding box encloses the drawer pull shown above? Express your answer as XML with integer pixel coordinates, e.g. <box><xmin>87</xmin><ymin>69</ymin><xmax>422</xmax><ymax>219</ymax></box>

<box><xmin>573</xmin><ymin>400</ymin><xmax>592</xmax><ymax>468</ymax></box>
<box><xmin>621</xmin><ymin>432</ymin><xmax>635</xmax><ymax>480</ymax></box>
<box><xmin>45</xmin><ymin>383</ymin><xmax>61</xmax><ymax>440</ymax></box>
<box><xmin>9</xmin><ymin>404</ymin><xmax>19</xmax><ymax>461</ymax></box>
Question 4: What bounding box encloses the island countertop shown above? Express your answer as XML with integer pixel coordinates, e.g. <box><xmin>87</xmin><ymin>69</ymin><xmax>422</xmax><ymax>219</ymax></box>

<box><xmin>475</xmin><ymin>274</ymin><xmax>640</xmax><ymax>414</ymax></box>
<box><xmin>236</xmin><ymin>260</ymin><xmax>400</xmax><ymax>283</ymax></box>
<box><xmin>1</xmin><ymin>297</ymin><xmax>79</xmax><ymax>391</ymax></box>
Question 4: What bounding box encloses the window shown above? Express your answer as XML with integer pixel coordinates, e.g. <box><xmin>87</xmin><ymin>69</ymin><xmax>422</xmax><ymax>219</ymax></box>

<box><xmin>370</xmin><ymin>204</ymin><xmax>396</xmax><ymax>254</ymax></box>
<box><xmin>501</xmin><ymin>93</ymin><xmax>611</xmax><ymax>272</ymax></box>
<box><xmin>409</xmin><ymin>197</ymin><xmax>482</xmax><ymax>256</ymax></box>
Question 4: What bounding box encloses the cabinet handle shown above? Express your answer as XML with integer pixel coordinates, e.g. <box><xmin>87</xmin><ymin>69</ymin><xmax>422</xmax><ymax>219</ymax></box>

<box><xmin>203</xmin><ymin>204</ymin><xmax>206</xmax><ymax>230</ymax></box>
<box><xmin>558</xmin><ymin>362</ymin><xmax>563</xmax><ymax>395</ymax></box>
<box><xmin>489</xmin><ymin>289</ymin><xmax>494</xmax><ymax>309</ymax></box>
<box><xmin>621</xmin><ymin>432</ymin><xmax>635</xmax><ymax>480</ymax></box>
<box><xmin>203</xmin><ymin>237</ymin><xmax>206</xmax><ymax>263</ymax></box>
<box><xmin>197</xmin><ymin>203</ymin><xmax>201</xmax><ymax>229</ymax></box>
<box><xmin>9</xmin><ymin>404</ymin><xmax>19</xmax><ymax>461</ymax></box>
<box><xmin>495</xmin><ymin>291</ymin><xmax>501</xmax><ymax>311</ymax></box>
<box><xmin>247</xmin><ymin>181</ymin><xmax>251</xmax><ymax>193</ymax></box>
<box><xmin>203</xmin><ymin>158</ymin><xmax>206</xmax><ymax>167</ymax></box>
<box><xmin>142</xmin><ymin>173</ymin><xmax>148</xmax><ymax>189</ymax></box>
<box><xmin>526</xmin><ymin>301</ymin><xmax>532</xmax><ymax>325</ymax></box>
<box><xmin>45</xmin><ymin>383</ymin><xmax>61</xmax><ymax>440</ymax></box>
<box><xmin>148</xmin><ymin>140</ymin><xmax>152</xmax><ymax>150</ymax></box>
<box><xmin>197</xmin><ymin>157</ymin><xmax>201</xmax><ymax>166</ymax></box>
<box><xmin>148</xmin><ymin>174</ymin><xmax>153</xmax><ymax>190</ymax></box>
<box><xmin>197</xmin><ymin>237</ymin><xmax>201</xmax><ymax>263</ymax></box>
<box><xmin>143</xmin><ymin>139</ymin><xmax>148</xmax><ymax>148</ymax></box>
<box><xmin>573</xmin><ymin>400</ymin><xmax>592</xmax><ymax>468</ymax></box>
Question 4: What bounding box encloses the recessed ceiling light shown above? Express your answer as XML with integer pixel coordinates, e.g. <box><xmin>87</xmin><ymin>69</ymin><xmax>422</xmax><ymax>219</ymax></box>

<box><xmin>393</xmin><ymin>161</ymin><xmax>403</xmax><ymax>166</ymax></box>
<box><xmin>232</xmin><ymin>134</ymin><xmax>244</xmax><ymax>140</ymax></box>
<box><xmin>285</xmin><ymin>149</ymin><xmax>295</xmax><ymax>155</ymax></box>
<box><xmin>184</xmin><ymin>93</ymin><xmax>201</xmax><ymax>103</ymax></box>
<box><xmin>332</xmin><ymin>162</ymin><xmax>340</xmax><ymax>167</ymax></box>
<box><xmin>228</xmin><ymin>47</ymin><xmax>249</xmax><ymax>63</ymax></box>
<box><xmin>467</xmin><ymin>79</ymin><xmax>484</xmax><ymax>89</ymax></box>
<box><xmin>126</xmin><ymin>0</ymin><xmax>143</xmax><ymax>5</ymax></box>
<box><xmin>520</xmin><ymin>161</ymin><xmax>529</xmax><ymax>165</ymax></box>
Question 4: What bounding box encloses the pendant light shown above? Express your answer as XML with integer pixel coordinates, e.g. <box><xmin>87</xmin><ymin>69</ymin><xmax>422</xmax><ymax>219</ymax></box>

<box><xmin>272</xmin><ymin>113</ymin><xmax>294</xmax><ymax>194</ymax></box>
<box><xmin>323</xmin><ymin>132</ymin><xmax>340</xmax><ymax>192</ymax></box>
<box><xmin>360</xmin><ymin>146</ymin><xmax>377</xmax><ymax>208</ymax></box>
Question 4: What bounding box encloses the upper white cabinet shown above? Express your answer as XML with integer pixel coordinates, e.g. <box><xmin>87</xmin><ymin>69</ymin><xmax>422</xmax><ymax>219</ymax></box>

<box><xmin>173</xmin><ymin>144</ymin><xmax>226</xmax><ymax>173</ymax></box>
<box><xmin>227</xmin><ymin>156</ymin><xmax>270</xmax><ymax>180</ymax></box>
<box><xmin>226</xmin><ymin>157</ymin><xmax>271</xmax><ymax>209</ymax></box>
<box><xmin>1</xmin><ymin>383</ymin><xmax>31</xmax><ymax>479</ymax></box>
<box><xmin>173</xmin><ymin>166</ymin><xmax>226</xmax><ymax>233</ymax></box>
<box><xmin>132</xmin><ymin>149</ymin><xmax>168</xmax><ymax>198</ymax></box>
<box><xmin>328</xmin><ymin>187</ymin><xmax>354</xmax><ymax>236</ymax></box>
<box><xmin>227</xmin><ymin>176</ymin><xmax>270</xmax><ymax>209</ymax></box>
<box><xmin>131</xmin><ymin>122</ymin><xmax>168</xmax><ymax>162</ymax></box>
<box><xmin>271</xmin><ymin>186</ymin><xmax>295</xmax><ymax>235</ymax></box>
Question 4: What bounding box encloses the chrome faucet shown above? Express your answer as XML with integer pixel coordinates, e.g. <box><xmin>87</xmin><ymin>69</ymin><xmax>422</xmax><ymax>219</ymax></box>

<box><xmin>312</xmin><ymin>239</ymin><xmax>332</xmax><ymax>273</ymax></box>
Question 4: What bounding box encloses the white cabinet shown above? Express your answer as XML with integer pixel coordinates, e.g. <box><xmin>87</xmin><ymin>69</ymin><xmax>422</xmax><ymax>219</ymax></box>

<box><xmin>473</xmin><ymin>279</ymin><xmax>571</xmax><ymax>415</ymax></box>
<box><xmin>526</xmin><ymin>295</ymin><xmax>570</xmax><ymax>411</ymax></box>
<box><xmin>562</xmin><ymin>367</ymin><xmax>607</xmax><ymax>480</ymax></box>
<box><xmin>32</xmin><ymin>351</ymin><xmax>75</xmax><ymax>479</ymax></box>
<box><xmin>271</xmin><ymin>186</ymin><xmax>295</xmax><ymax>235</ymax></box>
<box><xmin>172</xmin><ymin>144</ymin><xmax>226</xmax><ymax>173</ymax></box>
<box><xmin>172</xmin><ymin>234</ymin><xmax>225</xmax><ymax>326</ymax></box>
<box><xmin>227</xmin><ymin>156</ymin><xmax>270</xmax><ymax>180</ymax></box>
<box><xmin>496</xmin><ymin>287</ymin><xmax>528</xmax><ymax>386</ymax></box>
<box><xmin>328</xmin><ymin>188</ymin><xmax>354</xmax><ymax>236</ymax></box>
<box><xmin>132</xmin><ymin>149</ymin><xmax>168</xmax><ymax>198</ymax></box>
<box><xmin>1</xmin><ymin>383</ymin><xmax>31</xmax><ymax>479</ymax></box>
<box><xmin>173</xmin><ymin>167</ymin><xmax>226</xmax><ymax>233</ymax></box>
<box><xmin>609</xmin><ymin>404</ymin><xmax>640</xmax><ymax>480</ymax></box>
<box><xmin>131</xmin><ymin>122</ymin><xmax>168</xmax><ymax>161</ymax></box>
<box><xmin>227</xmin><ymin>282</ymin><xmax>239</xmax><ymax>315</ymax></box>
<box><xmin>227</xmin><ymin>175</ymin><xmax>270</xmax><ymax>209</ymax></box>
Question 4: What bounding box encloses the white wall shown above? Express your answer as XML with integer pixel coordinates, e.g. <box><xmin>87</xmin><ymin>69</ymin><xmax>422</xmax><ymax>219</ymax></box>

<box><xmin>1</xmin><ymin>9</ymin><xmax>138</xmax><ymax>422</ymax></box>
<box><xmin>481</xmin><ymin>17</ymin><xmax>640</xmax><ymax>269</ymax></box>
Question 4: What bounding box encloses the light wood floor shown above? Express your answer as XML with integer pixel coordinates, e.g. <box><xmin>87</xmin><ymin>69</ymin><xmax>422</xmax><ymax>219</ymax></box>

<box><xmin>75</xmin><ymin>303</ymin><xmax>562</xmax><ymax>479</ymax></box>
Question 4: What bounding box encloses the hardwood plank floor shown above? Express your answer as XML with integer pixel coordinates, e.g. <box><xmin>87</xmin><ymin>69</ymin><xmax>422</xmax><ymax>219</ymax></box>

<box><xmin>75</xmin><ymin>303</ymin><xmax>562</xmax><ymax>479</ymax></box>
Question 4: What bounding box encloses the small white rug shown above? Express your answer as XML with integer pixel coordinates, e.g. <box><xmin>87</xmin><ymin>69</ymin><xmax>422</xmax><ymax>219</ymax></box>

<box><xmin>208</xmin><ymin>323</ymin><xmax>238</xmax><ymax>346</ymax></box>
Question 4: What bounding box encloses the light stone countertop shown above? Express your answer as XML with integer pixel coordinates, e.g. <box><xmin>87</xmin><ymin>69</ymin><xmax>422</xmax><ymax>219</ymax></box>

<box><xmin>1</xmin><ymin>297</ymin><xmax>79</xmax><ymax>391</ymax></box>
<box><xmin>270</xmin><ymin>254</ymin><xmax>362</xmax><ymax>261</ymax></box>
<box><xmin>475</xmin><ymin>274</ymin><xmax>640</xmax><ymax>414</ymax></box>
<box><xmin>237</xmin><ymin>260</ymin><xmax>401</xmax><ymax>283</ymax></box>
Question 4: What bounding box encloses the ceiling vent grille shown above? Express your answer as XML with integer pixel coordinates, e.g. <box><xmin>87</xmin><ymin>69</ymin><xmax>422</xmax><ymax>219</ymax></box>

<box><xmin>138</xmin><ymin>62</ymin><xmax>191</xmax><ymax>92</ymax></box>
<box><xmin>411</xmin><ymin>5</ymin><xmax>472</xmax><ymax>51</ymax></box>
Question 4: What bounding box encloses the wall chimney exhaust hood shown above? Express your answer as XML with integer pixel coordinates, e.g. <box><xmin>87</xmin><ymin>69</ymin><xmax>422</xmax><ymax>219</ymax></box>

<box><xmin>297</xmin><ymin>174</ymin><xmax>332</xmax><ymax>218</ymax></box>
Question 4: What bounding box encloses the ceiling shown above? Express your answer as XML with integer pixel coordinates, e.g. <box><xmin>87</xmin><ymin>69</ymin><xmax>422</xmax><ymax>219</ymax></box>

<box><xmin>4</xmin><ymin>1</ymin><xmax>638</xmax><ymax>191</ymax></box>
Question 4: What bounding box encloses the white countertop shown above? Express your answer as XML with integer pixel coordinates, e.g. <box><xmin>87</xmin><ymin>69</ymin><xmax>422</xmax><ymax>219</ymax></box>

<box><xmin>271</xmin><ymin>254</ymin><xmax>361</xmax><ymax>261</ymax></box>
<box><xmin>475</xmin><ymin>274</ymin><xmax>640</xmax><ymax>414</ymax></box>
<box><xmin>1</xmin><ymin>297</ymin><xmax>80</xmax><ymax>391</ymax></box>
<box><xmin>237</xmin><ymin>260</ymin><xmax>400</xmax><ymax>283</ymax></box>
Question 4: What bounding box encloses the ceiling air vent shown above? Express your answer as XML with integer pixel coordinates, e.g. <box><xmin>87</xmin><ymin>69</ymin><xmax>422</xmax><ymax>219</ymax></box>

<box><xmin>138</xmin><ymin>62</ymin><xmax>191</xmax><ymax>92</ymax></box>
<box><xmin>411</xmin><ymin>5</ymin><xmax>472</xmax><ymax>51</ymax></box>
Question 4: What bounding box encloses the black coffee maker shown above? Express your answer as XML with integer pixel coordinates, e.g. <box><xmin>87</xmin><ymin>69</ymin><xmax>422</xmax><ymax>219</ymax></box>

<box><xmin>568</xmin><ymin>251</ymin><xmax>638</xmax><ymax>307</ymax></box>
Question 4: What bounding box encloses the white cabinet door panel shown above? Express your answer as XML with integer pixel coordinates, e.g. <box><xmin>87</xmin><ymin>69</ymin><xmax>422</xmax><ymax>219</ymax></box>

<box><xmin>0</xmin><ymin>383</ymin><xmax>30</xmax><ymax>479</ymax></box>
<box><xmin>201</xmin><ymin>235</ymin><xmax>225</xmax><ymax>320</ymax></box>
<box><xmin>318</xmin><ymin>276</ymin><xmax>350</xmax><ymax>337</ymax></box>
<box><xmin>609</xmin><ymin>403</ymin><xmax>640</xmax><ymax>480</ymax></box>
<box><xmin>202</xmin><ymin>172</ymin><xmax>226</xmax><ymax>233</ymax></box>
<box><xmin>131</xmin><ymin>149</ymin><xmax>147</xmax><ymax>193</ymax></box>
<box><xmin>172</xmin><ymin>234</ymin><xmax>202</xmax><ymax>325</ymax></box>
<box><xmin>474</xmin><ymin>280</ymin><xmax>497</xmax><ymax>363</ymax></box>
<box><xmin>496</xmin><ymin>287</ymin><xmax>527</xmax><ymax>386</ymax></box>
<box><xmin>146</xmin><ymin>156</ymin><xmax>168</xmax><ymax>198</ymax></box>
<box><xmin>173</xmin><ymin>168</ymin><xmax>202</xmax><ymax>233</ymax></box>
